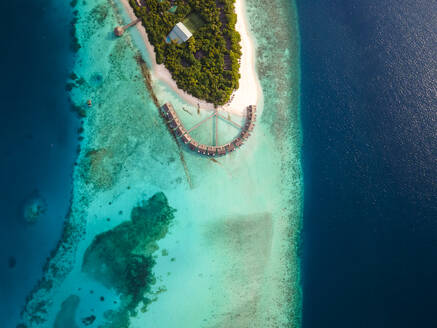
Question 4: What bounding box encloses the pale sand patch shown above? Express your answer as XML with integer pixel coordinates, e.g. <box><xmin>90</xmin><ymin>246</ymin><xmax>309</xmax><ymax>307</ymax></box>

<box><xmin>221</xmin><ymin>0</ymin><xmax>262</xmax><ymax>116</ymax></box>
<box><xmin>202</xmin><ymin>213</ymin><xmax>274</xmax><ymax>327</ymax></box>
<box><xmin>117</xmin><ymin>0</ymin><xmax>261</xmax><ymax>116</ymax></box>
<box><xmin>54</xmin><ymin>295</ymin><xmax>80</xmax><ymax>328</ymax></box>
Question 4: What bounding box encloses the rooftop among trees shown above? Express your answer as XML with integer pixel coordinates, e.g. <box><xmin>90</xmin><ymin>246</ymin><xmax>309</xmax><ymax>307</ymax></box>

<box><xmin>129</xmin><ymin>0</ymin><xmax>242</xmax><ymax>105</ymax></box>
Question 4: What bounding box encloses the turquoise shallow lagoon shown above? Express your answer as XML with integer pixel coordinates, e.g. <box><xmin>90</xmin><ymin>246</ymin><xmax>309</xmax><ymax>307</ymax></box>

<box><xmin>20</xmin><ymin>0</ymin><xmax>301</xmax><ymax>326</ymax></box>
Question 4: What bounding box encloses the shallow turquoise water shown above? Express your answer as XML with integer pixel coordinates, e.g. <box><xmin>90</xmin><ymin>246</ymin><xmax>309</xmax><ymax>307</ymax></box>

<box><xmin>19</xmin><ymin>0</ymin><xmax>302</xmax><ymax>326</ymax></box>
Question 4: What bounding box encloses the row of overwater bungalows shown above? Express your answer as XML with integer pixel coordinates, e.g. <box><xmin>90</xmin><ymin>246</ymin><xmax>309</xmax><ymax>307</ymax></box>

<box><xmin>160</xmin><ymin>103</ymin><xmax>256</xmax><ymax>156</ymax></box>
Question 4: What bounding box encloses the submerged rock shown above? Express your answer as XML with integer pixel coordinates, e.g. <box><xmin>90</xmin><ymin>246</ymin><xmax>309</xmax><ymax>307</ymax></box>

<box><xmin>82</xmin><ymin>192</ymin><xmax>175</xmax><ymax>325</ymax></box>
<box><xmin>22</xmin><ymin>191</ymin><xmax>48</xmax><ymax>224</ymax></box>
<box><xmin>81</xmin><ymin>315</ymin><xmax>96</xmax><ymax>326</ymax></box>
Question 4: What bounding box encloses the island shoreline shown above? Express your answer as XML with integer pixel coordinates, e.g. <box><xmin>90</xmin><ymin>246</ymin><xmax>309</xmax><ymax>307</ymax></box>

<box><xmin>117</xmin><ymin>0</ymin><xmax>262</xmax><ymax>117</ymax></box>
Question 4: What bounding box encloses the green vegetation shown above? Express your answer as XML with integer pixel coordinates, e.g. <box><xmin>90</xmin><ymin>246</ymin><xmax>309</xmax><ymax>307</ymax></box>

<box><xmin>182</xmin><ymin>12</ymin><xmax>205</xmax><ymax>32</ymax></box>
<box><xmin>129</xmin><ymin>0</ymin><xmax>242</xmax><ymax>105</ymax></box>
<box><xmin>82</xmin><ymin>193</ymin><xmax>175</xmax><ymax>325</ymax></box>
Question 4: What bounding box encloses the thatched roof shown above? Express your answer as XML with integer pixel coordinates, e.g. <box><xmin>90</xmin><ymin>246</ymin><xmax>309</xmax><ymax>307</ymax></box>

<box><xmin>114</xmin><ymin>26</ymin><xmax>124</xmax><ymax>37</ymax></box>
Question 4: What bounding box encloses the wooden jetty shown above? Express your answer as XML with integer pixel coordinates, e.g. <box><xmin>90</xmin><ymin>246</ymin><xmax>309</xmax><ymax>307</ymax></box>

<box><xmin>114</xmin><ymin>18</ymin><xmax>141</xmax><ymax>37</ymax></box>
<box><xmin>161</xmin><ymin>103</ymin><xmax>257</xmax><ymax>156</ymax></box>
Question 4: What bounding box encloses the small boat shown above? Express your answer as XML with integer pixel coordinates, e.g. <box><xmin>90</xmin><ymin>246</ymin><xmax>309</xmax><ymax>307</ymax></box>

<box><xmin>87</xmin><ymin>99</ymin><xmax>92</xmax><ymax>107</ymax></box>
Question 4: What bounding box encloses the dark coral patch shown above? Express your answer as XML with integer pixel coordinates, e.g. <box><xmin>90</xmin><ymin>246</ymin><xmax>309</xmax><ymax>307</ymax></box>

<box><xmin>82</xmin><ymin>192</ymin><xmax>175</xmax><ymax>325</ymax></box>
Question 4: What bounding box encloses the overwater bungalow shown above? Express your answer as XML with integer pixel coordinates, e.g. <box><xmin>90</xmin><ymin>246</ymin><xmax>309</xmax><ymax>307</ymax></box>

<box><xmin>161</xmin><ymin>101</ymin><xmax>257</xmax><ymax>157</ymax></box>
<box><xmin>168</xmin><ymin>120</ymin><xmax>178</xmax><ymax>129</ymax></box>
<box><xmin>206</xmin><ymin>147</ymin><xmax>216</xmax><ymax>156</ymax></box>
<box><xmin>247</xmin><ymin>106</ymin><xmax>253</xmax><ymax>115</ymax></box>
<box><xmin>225</xmin><ymin>143</ymin><xmax>235</xmax><ymax>152</ymax></box>
<box><xmin>162</xmin><ymin>104</ymin><xmax>177</xmax><ymax>122</ymax></box>
<box><xmin>234</xmin><ymin>138</ymin><xmax>243</xmax><ymax>147</ymax></box>
<box><xmin>175</xmin><ymin>125</ymin><xmax>187</xmax><ymax>137</ymax></box>
<box><xmin>189</xmin><ymin>140</ymin><xmax>199</xmax><ymax>151</ymax></box>
<box><xmin>163</xmin><ymin>110</ymin><xmax>173</xmax><ymax>122</ymax></box>
<box><xmin>217</xmin><ymin>146</ymin><xmax>226</xmax><ymax>156</ymax></box>
<box><xmin>181</xmin><ymin>133</ymin><xmax>191</xmax><ymax>144</ymax></box>
<box><xmin>240</xmin><ymin>130</ymin><xmax>250</xmax><ymax>140</ymax></box>
<box><xmin>164</xmin><ymin>103</ymin><xmax>177</xmax><ymax>117</ymax></box>
<box><xmin>168</xmin><ymin>108</ymin><xmax>177</xmax><ymax>118</ymax></box>
<box><xmin>162</xmin><ymin>103</ymin><xmax>171</xmax><ymax>113</ymax></box>
<box><xmin>197</xmin><ymin>144</ymin><xmax>208</xmax><ymax>154</ymax></box>
<box><xmin>173</xmin><ymin>116</ymin><xmax>181</xmax><ymax>126</ymax></box>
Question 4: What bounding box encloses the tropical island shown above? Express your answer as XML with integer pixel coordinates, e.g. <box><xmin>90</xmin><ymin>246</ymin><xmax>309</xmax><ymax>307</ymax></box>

<box><xmin>128</xmin><ymin>0</ymin><xmax>242</xmax><ymax>105</ymax></box>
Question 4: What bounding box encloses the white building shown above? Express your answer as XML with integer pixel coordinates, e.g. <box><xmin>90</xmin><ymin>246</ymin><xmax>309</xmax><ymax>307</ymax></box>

<box><xmin>167</xmin><ymin>22</ymin><xmax>193</xmax><ymax>44</ymax></box>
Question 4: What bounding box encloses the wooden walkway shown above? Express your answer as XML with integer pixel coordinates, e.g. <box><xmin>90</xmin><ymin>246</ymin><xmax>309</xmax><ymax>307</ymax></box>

<box><xmin>160</xmin><ymin>103</ymin><xmax>257</xmax><ymax>156</ymax></box>
<box><xmin>124</xmin><ymin>18</ymin><xmax>141</xmax><ymax>29</ymax></box>
<box><xmin>114</xmin><ymin>18</ymin><xmax>141</xmax><ymax>37</ymax></box>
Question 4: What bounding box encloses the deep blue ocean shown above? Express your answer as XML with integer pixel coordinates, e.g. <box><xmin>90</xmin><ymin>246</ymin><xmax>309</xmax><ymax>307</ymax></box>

<box><xmin>0</xmin><ymin>1</ymin><xmax>77</xmax><ymax>326</ymax></box>
<box><xmin>298</xmin><ymin>0</ymin><xmax>437</xmax><ymax>327</ymax></box>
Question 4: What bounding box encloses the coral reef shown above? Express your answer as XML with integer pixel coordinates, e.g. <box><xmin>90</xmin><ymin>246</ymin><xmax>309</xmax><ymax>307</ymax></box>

<box><xmin>22</xmin><ymin>191</ymin><xmax>48</xmax><ymax>224</ymax></box>
<box><xmin>81</xmin><ymin>314</ymin><xmax>96</xmax><ymax>325</ymax></box>
<box><xmin>82</xmin><ymin>192</ymin><xmax>175</xmax><ymax>326</ymax></box>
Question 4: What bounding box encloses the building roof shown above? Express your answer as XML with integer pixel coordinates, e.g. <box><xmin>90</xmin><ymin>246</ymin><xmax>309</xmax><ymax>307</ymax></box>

<box><xmin>167</xmin><ymin>22</ymin><xmax>193</xmax><ymax>44</ymax></box>
<box><xmin>189</xmin><ymin>140</ymin><xmax>199</xmax><ymax>150</ymax></box>
<box><xmin>207</xmin><ymin>147</ymin><xmax>216</xmax><ymax>156</ymax></box>
<box><xmin>225</xmin><ymin>143</ymin><xmax>235</xmax><ymax>152</ymax></box>
<box><xmin>234</xmin><ymin>138</ymin><xmax>243</xmax><ymax>147</ymax></box>
<box><xmin>173</xmin><ymin>117</ymin><xmax>181</xmax><ymax>125</ymax></box>
<box><xmin>175</xmin><ymin>126</ymin><xmax>187</xmax><ymax>136</ymax></box>
<box><xmin>217</xmin><ymin>147</ymin><xmax>226</xmax><ymax>155</ymax></box>
<box><xmin>181</xmin><ymin>134</ymin><xmax>191</xmax><ymax>143</ymax></box>
<box><xmin>240</xmin><ymin>130</ymin><xmax>250</xmax><ymax>139</ymax></box>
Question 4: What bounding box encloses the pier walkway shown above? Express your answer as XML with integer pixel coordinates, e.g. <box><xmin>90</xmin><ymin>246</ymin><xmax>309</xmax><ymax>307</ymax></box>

<box><xmin>161</xmin><ymin>103</ymin><xmax>257</xmax><ymax>156</ymax></box>
<box><xmin>114</xmin><ymin>18</ymin><xmax>141</xmax><ymax>37</ymax></box>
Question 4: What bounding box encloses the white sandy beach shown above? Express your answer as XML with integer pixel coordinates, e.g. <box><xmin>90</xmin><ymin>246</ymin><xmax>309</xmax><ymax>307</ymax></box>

<box><xmin>118</xmin><ymin>0</ymin><xmax>261</xmax><ymax>116</ymax></box>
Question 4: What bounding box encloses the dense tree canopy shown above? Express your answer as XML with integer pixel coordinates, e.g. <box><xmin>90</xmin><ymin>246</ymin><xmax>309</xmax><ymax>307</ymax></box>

<box><xmin>129</xmin><ymin>0</ymin><xmax>242</xmax><ymax>105</ymax></box>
